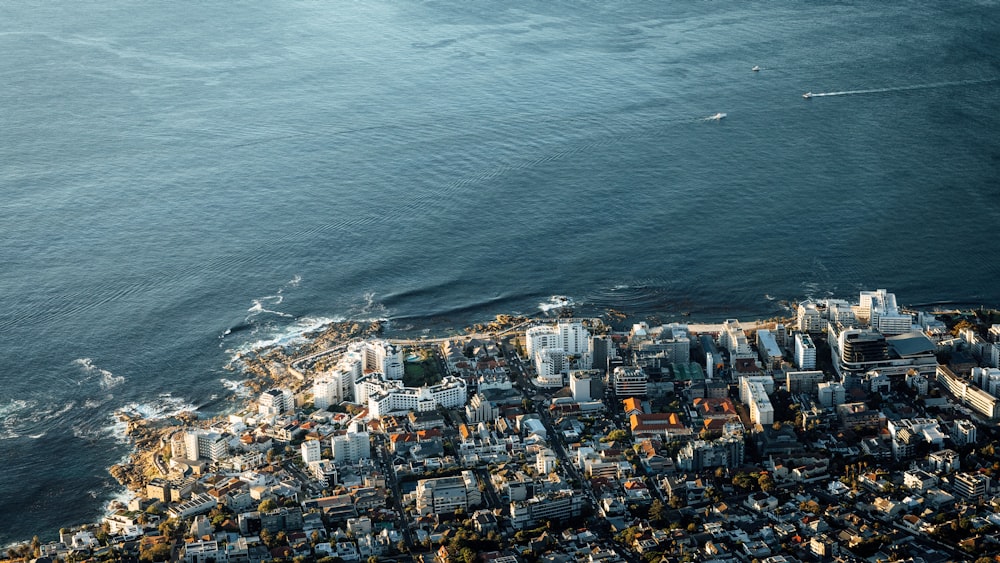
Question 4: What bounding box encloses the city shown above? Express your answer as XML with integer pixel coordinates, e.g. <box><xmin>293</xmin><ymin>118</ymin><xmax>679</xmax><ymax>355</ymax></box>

<box><xmin>10</xmin><ymin>288</ymin><xmax>1000</xmax><ymax>563</ymax></box>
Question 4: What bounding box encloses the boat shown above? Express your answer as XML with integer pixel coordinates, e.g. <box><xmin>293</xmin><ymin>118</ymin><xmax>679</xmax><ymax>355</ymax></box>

<box><xmin>751</xmin><ymin>65</ymin><xmax>760</xmax><ymax>72</ymax></box>
<box><xmin>708</xmin><ymin>112</ymin><xmax>727</xmax><ymax>120</ymax></box>
<box><xmin>802</xmin><ymin>92</ymin><xmax>813</xmax><ymax>99</ymax></box>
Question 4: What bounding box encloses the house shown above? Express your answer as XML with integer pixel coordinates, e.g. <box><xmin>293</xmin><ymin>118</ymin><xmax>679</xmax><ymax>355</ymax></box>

<box><xmin>745</xmin><ymin>492</ymin><xmax>779</xmax><ymax>513</ymax></box>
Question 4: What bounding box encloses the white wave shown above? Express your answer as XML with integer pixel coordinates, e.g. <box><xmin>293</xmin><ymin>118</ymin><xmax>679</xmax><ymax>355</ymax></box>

<box><xmin>278</xmin><ymin>275</ymin><xmax>302</xmax><ymax>293</ymax></box>
<box><xmin>117</xmin><ymin>393</ymin><xmax>197</xmax><ymax>422</ymax></box>
<box><xmin>0</xmin><ymin>399</ymin><xmax>33</xmax><ymax>418</ymax></box>
<box><xmin>28</xmin><ymin>432</ymin><xmax>46</xmax><ymax>439</ymax></box>
<box><xmin>247</xmin><ymin>295</ymin><xmax>293</xmax><ymax>319</ymax></box>
<box><xmin>84</xmin><ymin>397</ymin><xmax>110</xmax><ymax>409</ymax></box>
<box><xmin>539</xmin><ymin>295</ymin><xmax>574</xmax><ymax>313</ymax></box>
<box><xmin>73</xmin><ymin>357</ymin><xmax>125</xmax><ymax>390</ymax></box>
<box><xmin>233</xmin><ymin>315</ymin><xmax>345</xmax><ymax>355</ymax></box>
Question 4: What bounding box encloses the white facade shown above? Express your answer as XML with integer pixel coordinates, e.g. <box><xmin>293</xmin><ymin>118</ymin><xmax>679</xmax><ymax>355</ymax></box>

<box><xmin>534</xmin><ymin>348</ymin><xmax>567</xmax><ymax>387</ymax></box>
<box><xmin>613</xmin><ymin>366</ymin><xmax>648</xmax><ymax>397</ymax></box>
<box><xmin>330</xmin><ymin>431</ymin><xmax>371</xmax><ymax>464</ymax></box>
<box><xmin>184</xmin><ymin>430</ymin><xmax>229</xmax><ymax>462</ymax></box>
<box><xmin>313</xmin><ymin>369</ymin><xmax>354</xmax><ymax>408</ymax></box>
<box><xmin>415</xmin><ymin>475</ymin><xmax>470</xmax><ymax>516</ymax></box>
<box><xmin>859</xmin><ymin>289</ymin><xmax>912</xmax><ymax>335</ymax></box>
<box><xmin>797</xmin><ymin>301</ymin><xmax>824</xmax><ymax>332</ymax></box>
<box><xmin>720</xmin><ymin>319</ymin><xmax>756</xmax><ymax>366</ymax></box>
<box><xmin>570</xmin><ymin>370</ymin><xmax>597</xmax><ymax>402</ymax></box>
<box><xmin>558</xmin><ymin>320</ymin><xmax>591</xmax><ymax>356</ymax></box>
<box><xmin>301</xmin><ymin>439</ymin><xmax>322</xmax><ymax>464</ymax></box>
<box><xmin>794</xmin><ymin>333</ymin><xmax>817</xmax><ymax>370</ymax></box>
<box><xmin>258</xmin><ymin>388</ymin><xmax>293</xmax><ymax>416</ymax></box>
<box><xmin>740</xmin><ymin>377</ymin><xmax>774</xmax><ymax>425</ymax></box>
<box><xmin>465</xmin><ymin>392</ymin><xmax>498</xmax><ymax>424</ymax></box>
<box><xmin>526</xmin><ymin>325</ymin><xmax>559</xmax><ymax>358</ymax></box>
<box><xmin>367</xmin><ymin>375</ymin><xmax>467</xmax><ymax>418</ymax></box>
<box><xmin>817</xmin><ymin>381</ymin><xmax>846</xmax><ymax>408</ymax></box>
<box><xmin>356</xmin><ymin>340</ymin><xmax>404</xmax><ymax>380</ymax></box>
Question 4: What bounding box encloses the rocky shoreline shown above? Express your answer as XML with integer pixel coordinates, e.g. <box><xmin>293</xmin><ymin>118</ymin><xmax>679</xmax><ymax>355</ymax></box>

<box><xmin>107</xmin><ymin>319</ymin><xmax>389</xmax><ymax>492</ymax></box>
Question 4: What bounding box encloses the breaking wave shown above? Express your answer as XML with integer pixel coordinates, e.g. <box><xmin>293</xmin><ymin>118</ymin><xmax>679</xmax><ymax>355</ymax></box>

<box><xmin>73</xmin><ymin>358</ymin><xmax>125</xmax><ymax>390</ymax></box>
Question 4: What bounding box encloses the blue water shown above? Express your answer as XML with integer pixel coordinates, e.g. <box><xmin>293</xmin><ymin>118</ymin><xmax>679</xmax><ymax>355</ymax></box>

<box><xmin>2</xmin><ymin>0</ymin><xmax>999</xmax><ymax>545</ymax></box>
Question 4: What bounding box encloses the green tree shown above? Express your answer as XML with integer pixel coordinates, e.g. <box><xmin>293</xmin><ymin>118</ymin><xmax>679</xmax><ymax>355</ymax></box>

<box><xmin>258</xmin><ymin>498</ymin><xmax>278</xmax><ymax>513</ymax></box>
<box><xmin>603</xmin><ymin>429</ymin><xmax>628</xmax><ymax>442</ymax></box>
<box><xmin>139</xmin><ymin>543</ymin><xmax>171</xmax><ymax>563</ymax></box>
<box><xmin>649</xmin><ymin>499</ymin><xmax>666</xmax><ymax>524</ymax></box>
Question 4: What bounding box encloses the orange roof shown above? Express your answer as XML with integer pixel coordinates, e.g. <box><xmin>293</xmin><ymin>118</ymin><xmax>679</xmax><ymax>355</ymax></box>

<box><xmin>417</xmin><ymin>428</ymin><xmax>443</xmax><ymax>440</ymax></box>
<box><xmin>622</xmin><ymin>397</ymin><xmax>642</xmax><ymax>412</ymax></box>
<box><xmin>630</xmin><ymin>413</ymin><xmax>685</xmax><ymax>432</ymax></box>
<box><xmin>458</xmin><ymin>424</ymin><xmax>473</xmax><ymax>440</ymax></box>
<box><xmin>692</xmin><ymin>397</ymin><xmax>738</xmax><ymax>416</ymax></box>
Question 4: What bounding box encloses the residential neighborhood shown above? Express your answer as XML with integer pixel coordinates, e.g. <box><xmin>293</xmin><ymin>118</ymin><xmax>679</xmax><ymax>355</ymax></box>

<box><xmin>11</xmin><ymin>289</ymin><xmax>1000</xmax><ymax>563</ymax></box>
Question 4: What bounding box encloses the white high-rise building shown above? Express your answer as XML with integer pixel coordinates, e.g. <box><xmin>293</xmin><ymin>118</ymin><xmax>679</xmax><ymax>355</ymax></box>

<box><xmin>313</xmin><ymin>369</ymin><xmax>354</xmax><ymax>408</ymax></box>
<box><xmin>797</xmin><ymin>301</ymin><xmax>824</xmax><ymax>332</ymax></box>
<box><xmin>534</xmin><ymin>348</ymin><xmax>567</xmax><ymax>387</ymax></box>
<box><xmin>301</xmin><ymin>439</ymin><xmax>321</xmax><ymax>464</ymax></box>
<box><xmin>184</xmin><ymin>430</ymin><xmax>229</xmax><ymax>462</ymax></box>
<box><xmin>613</xmin><ymin>366</ymin><xmax>648</xmax><ymax>397</ymax></box>
<box><xmin>356</xmin><ymin>340</ymin><xmax>404</xmax><ymax>380</ymax></box>
<box><xmin>817</xmin><ymin>381</ymin><xmax>846</xmax><ymax>408</ymax></box>
<box><xmin>558</xmin><ymin>320</ymin><xmax>591</xmax><ymax>356</ymax></box>
<box><xmin>465</xmin><ymin>392</ymin><xmax>498</xmax><ymax>424</ymax></box>
<box><xmin>258</xmin><ymin>388</ymin><xmax>293</xmax><ymax>416</ymax></box>
<box><xmin>415</xmin><ymin>475</ymin><xmax>471</xmax><ymax>516</ymax></box>
<box><xmin>858</xmin><ymin>289</ymin><xmax>912</xmax><ymax>335</ymax></box>
<box><xmin>330</xmin><ymin>431</ymin><xmax>371</xmax><ymax>464</ymax></box>
<box><xmin>570</xmin><ymin>370</ymin><xmax>598</xmax><ymax>402</ymax></box>
<box><xmin>526</xmin><ymin>326</ymin><xmax>560</xmax><ymax>358</ymax></box>
<box><xmin>741</xmin><ymin>379</ymin><xmax>774</xmax><ymax>425</ymax></box>
<box><xmin>536</xmin><ymin>449</ymin><xmax>558</xmax><ymax>474</ymax></box>
<box><xmin>794</xmin><ymin>333</ymin><xmax>817</xmax><ymax>369</ymax></box>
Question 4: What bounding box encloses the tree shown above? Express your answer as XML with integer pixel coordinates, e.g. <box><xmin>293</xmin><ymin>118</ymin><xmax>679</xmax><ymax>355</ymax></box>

<box><xmin>30</xmin><ymin>536</ymin><xmax>40</xmax><ymax>558</ymax></box>
<box><xmin>258</xmin><ymin>499</ymin><xmax>278</xmax><ymax>513</ymax></box>
<box><xmin>603</xmin><ymin>429</ymin><xmax>628</xmax><ymax>443</ymax></box>
<box><xmin>649</xmin><ymin>499</ymin><xmax>666</xmax><ymax>524</ymax></box>
<box><xmin>139</xmin><ymin>543</ymin><xmax>171</xmax><ymax>563</ymax></box>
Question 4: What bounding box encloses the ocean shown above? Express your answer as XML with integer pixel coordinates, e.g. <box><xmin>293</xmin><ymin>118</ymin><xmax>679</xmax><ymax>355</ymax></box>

<box><xmin>1</xmin><ymin>0</ymin><xmax>999</xmax><ymax>545</ymax></box>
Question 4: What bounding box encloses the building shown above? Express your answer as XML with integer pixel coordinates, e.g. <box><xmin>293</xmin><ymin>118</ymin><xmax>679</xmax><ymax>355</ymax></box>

<box><xmin>356</xmin><ymin>340</ymin><xmax>404</xmax><ymax>380</ymax></box>
<box><xmin>837</xmin><ymin>328</ymin><xmax>889</xmax><ymax>372</ymax></box>
<box><xmin>786</xmin><ymin>370</ymin><xmax>824</xmax><ymax>395</ymax></box>
<box><xmin>415</xmin><ymin>475</ymin><xmax>472</xmax><ymax>516</ymax></box>
<box><xmin>928</xmin><ymin>449</ymin><xmax>961</xmax><ymax>473</ymax></box>
<box><xmin>184</xmin><ymin>430</ymin><xmax>229</xmax><ymax>462</ymax></box>
<box><xmin>510</xmin><ymin>490</ymin><xmax>585</xmax><ymax>529</ymax></box>
<box><xmin>630</xmin><ymin>322</ymin><xmax>691</xmax><ymax>373</ymax></box>
<box><xmin>816</xmin><ymin>381</ymin><xmax>846</xmax><ymax>408</ymax></box>
<box><xmin>258</xmin><ymin>388</ymin><xmax>293</xmax><ymax>416</ymax></box>
<box><xmin>720</xmin><ymin>319</ymin><xmax>756</xmax><ymax>368</ymax></box>
<box><xmin>937</xmin><ymin>365</ymin><xmax>1000</xmax><ymax>420</ymax></box>
<box><xmin>797</xmin><ymin>301</ymin><xmax>824</xmax><ymax>332</ymax></box>
<box><xmin>465</xmin><ymin>392</ymin><xmax>498</xmax><ymax>424</ymax></box>
<box><xmin>676</xmin><ymin>435</ymin><xmax>744</xmax><ymax>472</ymax></box>
<box><xmin>742</xmin><ymin>379</ymin><xmax>774</xmax><ymax>425</ymax></box>
<box><xmin>952</xmin><ymin>472</ymin><xmax>990</xmax><ymax>502</ymax></box>
<box><xmin>301</xmin><ymin>439</ymin><xmax>321</xmax><ymax>464</ymax></box>
<box><xmin>569</xmin><ymin>370</ymin><xmax>599</xmax><ymax>402</ymax></box>
<box><xmin>313</xmin><ymin>369</ymin><xmax>354</xmax><ymax>407</ymax></box>
<box><xmin>612</xmin><ymin>366</ymin><xmax>648</xmax><ymax>397</ymax></box>
<box><xmin>858</xmin><ymin>289</ymin><xmax>913</xmax><ymax>335</ymax></box>
<box><xmin>330</xmin><ymin>430</ymin><xmax>371</xmax><ymax>464</ymax></box>
<box><xmin>365</xmin><ymin>375</ymin><xmax>468</xmax><ymax>418</ymax></box>
<box><xmin>756</xmin><ymin>330</ymin><xmax>783</xmax><ymax>370</ymax></box>
<box><xmin>794</xmin><ymin>333</ymin><xmax>817</xmax><ymax>370</ymax></box>
<box><xmin>533</xmin><ymin>348</ymin><xmax>567</xmax><ymax>387</ymax></box>
<box><xmin>951</xmin><ymin>419</ymin><xmax>977</xmax><ymax>446</ymax></box>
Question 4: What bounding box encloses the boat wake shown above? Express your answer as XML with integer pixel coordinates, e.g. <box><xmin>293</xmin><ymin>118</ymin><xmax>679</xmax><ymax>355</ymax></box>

<box><xmin>803</xmin><ymin>77</ymin><xmax>997</xmax><ymax>99</ymax></box>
